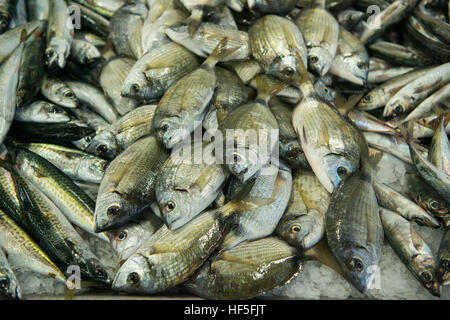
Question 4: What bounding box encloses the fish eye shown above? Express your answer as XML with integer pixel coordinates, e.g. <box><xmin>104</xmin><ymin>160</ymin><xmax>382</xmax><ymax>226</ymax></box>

<box><xmin>420</xmin><ymin>271</ymin><xmax>432</xmax><ymax>283</ymax></box>
<box><xmin>429</xmin><ymin>200</ymin><xmax>440</xmax><ymax>210</ymax></box>
<box><xmin>95</xmin><ymin>267</ymin><xmax>107</xmax><ymax>280</ymax></box>
<box><xmin>160</xmin><ymin>123</ymin><xmax>169</xmax><ymax>133</ymax></box>
<box><xmin>309</xmin><ymin>55</ymin><xmax>319</xmax><ymax>63</ymax></box>
<box><xmin>127</xmin><ymin>272</ymin><xmax>140</xmax><ymax>285</ymax></box>
<box><xmin>107</xmin><ymin>205</ymin><xmax>120</xmax><ymax>217</ymax></box>
<box><xmin>282</xmin><ymin>67</ymin><xmax>294</xmax><ymax>77</ymax></box>
<box><xmin>337</xmin><ymin>166</ymin><xmax>348</xmax><ymax>177</ymax></box>
<box><xmin>323</xmin><ymin>87</ymin><xmax>330</xmax><ymax>93</ymax></box>
<box><xmin>165</xmin><ymin>201</ymin><xmax>176</xmax><ymax>213</ymax></box>
<box><xmin>45</xmin><ymin>50</ymin><xmax>54</xmax><ymax>60</ymax></box>
<box><xmin>131</xmin><ymin>84</ymin><xmax>140</xmax><ymax>93</ymax></box>
<box><xmin>0</xmin><ymin>278</ymin><xmax>10</xmax><ymax>288</ymax></box>
<box><xmin>64</xmin><ymin>91</ymin><xmax>74</xmax><ymax>98</ymax></box>
<box><xmin>0</xmin><ymin>15</ymin><xmax>7</xmax><ymax>24</ymax></box>
<box><xmin>351</xmin><ymin>258</ymin><xmax>364</xmax><ymax>272</ymax></box>
<box><xmin>233</xmin><ymin>154</ymin><xmax>241</xmax><ymax>163</ymax></box>
<box><xmin>117</xmin><ymin>231</ymin><xmax>127</xmax><ymax>241</ymax></box>
<box><xmin>393</xmin><ymin>105</ymin><xmax>403</xmax><ymax>115</ymax></box>
<box><xmin>363</xmin><ymin>95</ymin><xmax>372</xmax><ymax>102</ymax></box>
<box><xmin>291</xmin><ymin>225</ymin><xmax>301</xmax><ymax>233</ymax></box>
<box><xmin>443</xmin><ymin>261</ymin><xmax>450</xmax><ymax>272</ymax></box>
<box><xmin>96</xmin><ymin>144</ymin><xmax>108</xmax><ymax>154</ymax></box>
<box><xmin>357</xmin><ymin>62</ymin><xmax>365</xmax><ymax>69</ymax></box>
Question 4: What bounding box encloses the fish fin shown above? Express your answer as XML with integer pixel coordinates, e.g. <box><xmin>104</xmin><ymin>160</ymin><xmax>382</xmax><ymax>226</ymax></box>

<box><xmin>413</xmin><ymin>77</ymin><xmax>443</xmax><ymax>94</ymax></box>
<box><xmin>410</xmin><ymin>226</ymin><xmax>425</xmax><ymax>251</ymax></box>
<box><xmin>399</xmin><ymin>121</ymin><xmax>417</xmax><ymax>145</ymax></box>
<box><xmin>217</xmin><ymin>177</ymin><xmax>273</xmax><ymax>220</ymax></box>
<box><xmin>293</xmin><ymin>49</ymin><xmax>314</xmax><ymax>94</ymax></box>
<box><xmin>303</xmin><ymin>238</ymin><xmax>345</xmax><ymax>279</ymax></box>
<box><xmin>192</xmin><ymin>166</ymin><xmax>218</xmax><ymax>191</ymax></box>
<box><xmin>186</xmin><ymin>7</ymin><xmax>203</xmax><ymax>37</ymax></box>
<box><xmin>203</xmin><ymin>37</ymin><xmax>239</xmax><ymax>69</ymax></box>
<box><xmin>367</xmin><ymin>148</ymin><xmax>383</xmax><ymax>169</ymax></box>
<box><xmin>254</xmin><ymin>75</ymin><xmax>289</xmax><ymax>105</ymax></box>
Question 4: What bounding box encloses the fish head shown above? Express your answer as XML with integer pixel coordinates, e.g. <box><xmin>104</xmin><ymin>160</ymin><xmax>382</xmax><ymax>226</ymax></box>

<box><xmin>165</xmin><ymin>23</ymin><xmax>190</xmax><ymax>44</ymax></box>
<box><xmin>339</xmin><ymin>55</ymin><xmax>368</xmax><ymax>86</ymax></box>
<box><xmin>314</xmin><ymin>80</ymin><xmax>335</xmax><ymax>105</ymax></box>
<box><xmin>53</xmin><ymin>84</ymin><xmax>78</xmax><ymax>108</ymax></box>
<box><xmin>0</xmin><ymin>271</ymin><xmax>21</xmax><ymax>300</ymax></box>
<box><xmin>225</xmin><ymin>146</ymin><xmax>261</xmax><ymax>183</ymax></box>
<box><xmin>311</xmin><ymin>152</ymin><xmax>357</xmax><ymax>193</ymax></box>
<box><xmin>45</xmin><ymin>38</ymin><xmax>70</xmax><ymax>69</ymax></box>
<box><xmin>336</xmin><ymin>246</ymin><xmax>380</xmax><ymax>293</ymax></box>
<box><xmin>39</xmin><ymin>102</ymin><xmax>70</xmax><ymax>122</ymax></box>
<box><xmin>111</xmin><ymin>223</ymin><xmax>145</xmax><ymax>262</ymax></box>
<box><xmin>79</xmin><ymin>257</ymin><xmax>112</xmax><ymax>286</ymax></box>
<box><xmin>307</xmin><ymin>47</ymin><xmax>333</xmax><ymax>77</ymax></box>
<box><xmin>418</xmin><ymin>195</ymin><xmax>449</xmax><ymax>218</ymax></box>
<box><xmin>85</xmin><ymin>130</ymin><xmax>120</xmax><ymax>161</ymax></box>
<box><xmin>153</xmin><ymin>116</ymin><xmax>189</xmax><ymax>149</ymax></box>
<box><xmin>0</xmin><ymin>10</ymin><xmax>10</xmax><ymax>33</ymax></box>
<box><xmin>383</xmin><ymin>98</ymin><xmax>407</xmax><ymax>118</ymax></box>
<box><xmin>95</xmin><ymin>192</ymin><xmax>138</xmax><ymax>232</ymax></box>
<box><xmin>113</xmin><ymin>254</ymin><xmax>155</xmax><ymax>294</ymax></box>
<box><xmin>268</xmin><ymin>55</ymin><xmax>299</xmax><ymax>82</ymax></box>
<box><xmin>417</xmin><ymin>263</ymin><xmax>441</xmax><ymax>297</ymax></box>
<box><xmin>437</xmin><ymin>257</ymin><xmax>450</xmax><ymax>287</ymax></box>
<box><xmin>122</xmin><ymin>72</ymin><xmax>150</xmax><ymax>99</ymax></box>
<box><xmin>280</xmin><ymin>140</ymin><xmax>309</xmax><ymax>169</ymax></box>
<box><xmin>278</xmin><ymin>214</ymin><xmax>320</xmax><ymax>250</ymax></box>
<box><xmin>358</xmin><ymin>89</ymin><xmax>384</xmax><ymax>110</ymax></box>
<box><xmin>78</xmin><ymin>42</ymin><xmax>101</xmax><ymax>64</ymax></box>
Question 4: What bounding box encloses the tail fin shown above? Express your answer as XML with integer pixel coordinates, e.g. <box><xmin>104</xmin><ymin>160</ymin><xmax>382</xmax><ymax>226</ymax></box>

<box><xmin>216</xmin><ymin>177</ymin><xmax>274</xmax><ymax>220</ymax></box>
<box><xmin>303</xmin><ymin>238</ymin><xmax>345</xmax><ymax>279</ymax></box>
<box><xmin>203</xmin><ymin>37</ymin><xmax>239</xmax><ymax>69</ymax></box>
<box><xmin>293</xmin><ymin>49</ymin><xmax>314</xmax><ymax>94</ymax></box>
<box><xmin>185</xmin><ymin>7</ymin><xmax>203</xmax><ymax>37</ymax></box>
<box><xmin>254</xmin><ymin>75</ymin><xmax>289</xmax><ymax>105</ymax></box>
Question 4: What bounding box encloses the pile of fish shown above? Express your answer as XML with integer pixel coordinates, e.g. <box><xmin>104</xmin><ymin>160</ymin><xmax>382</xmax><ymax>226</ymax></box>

<box><xmin>0</xmin><ymin>0</ymin><xmax>448</xmax><ymax>300</ymax></box>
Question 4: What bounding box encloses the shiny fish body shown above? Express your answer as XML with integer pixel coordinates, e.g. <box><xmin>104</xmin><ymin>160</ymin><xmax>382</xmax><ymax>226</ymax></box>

<box><xmin>0</xmin><ymin>0</ymin><xmax>16</xmax><ymax>34</ymax></box>
<box><xmin>368</xmin><ymin>41</ymin><xmax>435</xmax><ymax>67</ymax></box>
<box><xmin>221</xmin><ymin>163</ymin><xmax>292</xmax><ymax>250</ymax></box>
<box><xmin>248</xmin><ymin>0</ymin><xmax>296</xmax><ymax>14</ymax></box>
<box><xmin>40</xmin><ymin>75</ymin><xmax>79</xmax><ymax>109</ymax></box>
<box><xmin>155</xmin><ymin>141</ymin><xmax>229</xmax><ymax>230</ymax></box>
<box><xmin>358</xmin><ymin>67</ymin><xmax>434</xmax><ymax>111</ymax></box>
<box><xmin>66</xmin><ymin>81</ymin><xmax>119</xmax><ymax>124</ymax></box>
<box><xmin>373</xmin><ymin>180</ymin><xmax>440</xmax><ymax>227</ymax></box>
<box><xmin>100</xmin><ymin>57</ymin><xmax>138</xmax><ymax>116</ymax></box>
<box><xmin>15</xmin><ymin>142</ymin><xmax>108</xmax><ymax>184</ymax></box>
<box><xmin>380</xmin><ymin>208</ymin><xmax>440</xmax><ymax>296</ymax></box>
<box><xmin>122</xmin><ymin>41</ymin><xmax>201</xmax><ymax>101</ymax></box>
<box><xmin>405</xmin><ymin>83</ymin><xmax>450</xmax><ymax>122</ymax></box>
<box><xmin>26</xmin><ymin>0</ymin><xmax>49</xmax><ymax>20</ymax></box>
<box><xmin>13</xmin><ymin>149</ymin><xmax>106</xmax><ymax>241</ymax></box>
<box><xmin>428</xmin><ymin>116</ymin><xmax>450</xmax><ymax>174</ymax></box>
<box><xmin>46</xmin><ymin>0</ymin><xmax>74</xmax><ymax>70</ymax></box>
<box><xmin>72</xmin><ymin>0</ymin><xmax>125</xmax><ymax>18</ymax></box>
<box><xmin>111</xmin><ymin>104</ymin><xmax>157</xmax><ymax>150</ymax></box>
<box><xmin>70</xmin><ymin>39</ymin><xmax>102</xmax><ymax>65</ymax></box>
<box><xmin>95</xmin><ymin>135</ymin><xmax>169</xmax><ymax>232</ymax></box>
<box><xmin>185</xmin><ymin>237</ymin><xmax>301</xmax><ymax>300</ymax></box>
<box><xmin>250</xmin><ymin>15</ymin><xmax>307</xmax><ymax>81</ymax></box>
<box><xmin>15</xmin><ymin>101</ymin><xmax>70</xmax><ymax>124</ymax></box>
<box><xmin>383</xmin><ymin>63</ymin><xmax>450</xmax><ymax>118</ymax></box>
<box><xmin>348</xmin><ymin>110</ymin><xmax>397</xmax><ymax>135</ymax></box>
<box><xmin>0</xmin><ymin>44</ymin><xmax>23</xmax><ymax>146</ymax></box>
<box><xmin>0</xmin><ymin>21</ymin><xmax>43</xmax><ymax>64</ymax></box>
<box><xmin>277</xmin><ymin>168</ymin><xmax>330</xmax><ymax>251</ymax></box>
<box><xmin>18</xmin><ymin>177</ymin><xmax>112</xmax><ymax>285</ymax></box>
<box><xmin>0</xmin><ymin>247</ymin><xmax>21</xmax><ymax>299</ymax></box>
<box><xmin>224</xmin><ymin>60</ymin><xmax>262</xmax><ymax>84</ymax></box>
<box><xmin>437</xmin><ymin>229</ymin><xmax>449</xmax><ymax>286</ymax></box>
<box><xmin>166</xmin><ymin>22</ymin><xmax>250</xmax><ymax>62</ymax></box>
<box><xmin>330</xmin><ymin>28</ymin><xmax>369</xmax><ymax>86</ymax></box>
<box><xmin>295</xmin><ymin>6</ymin><xmax>339</xmax><ymax>76</ymax></box>
<box><xmin>0</xmin><ymin>208</ymin><xmax>66</xmax><ymax>284</ymax></box>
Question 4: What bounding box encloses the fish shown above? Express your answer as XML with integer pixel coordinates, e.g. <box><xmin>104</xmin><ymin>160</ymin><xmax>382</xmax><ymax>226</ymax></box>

<box><xmin>292</xmin><ymin>57</ymin><xmax>365</xmax><ymax>193</ymax></box>
<box><xmin>326</xmin><ymin>159</ymin><xmax>384</xmax><ymax>293</ymax></box>
<box><xmin>26</xmin><ymin>0</ymin><xmax>49</xmax><ymax>20</ymax></box>
<box><xmin>13</xmin><ymin>142</ymin><xmax>108</xmax><ymax>184</ymax></box>
<box><xmin>40</xmin><ymin>75</ymin><xmax>79</xmax><ymax>109</ymax></box>
<box><xmin>109</xmin><ymin>208</ymin><xmax>163</xmax><ymax>262</ymax></box>
<box><xmin>330</xmin><ymin>28</ymin><xmax>369</xmax><ymax>86</ymax></box>
<box><xmin>383</xmin><ymin>63</ymin><xmax>450</xmax><ymax>118</ymax></box>
<box><xmin>65</xmin><ymin>81</ymin><xmax>120</xmax><ymax>124</ymax></box>
<box><xmin>71</xmin><ymin>0</ymin><xmax>125</xmax><ymax>18</ymax></box>
<box><xmin>112</xmin><ymin>180</ymin><xmax>270</xmax><ymax>294</ymax></box>
<box><xmin>155</xmin><ymin>141</ymin><xmax>230</xmax><ymax>230</ymax></box>
<box><xmin>224</xmin><ymin>59</ymin><xmax>262</xmax><ymax>84</ymax></box>
<box><xmin>166</xmin><ymin>21</ymin><xmax>250</xmax><ymax>62</ymax></box>
<box><xmin>0</xmin><ymin>0</ymin><xmax>16</xmax><ymax>34</ymax></box>
<box><xmin>373</xmin><ymin>181</ymin><xmax>440</xmax><ymax>227</ymax></box>
<box><xmin>69</xmin><ymin>39</ymin><xmax>102</xmax><ymax>65</ymax></box>
<box><xmin>99</xmin><ymin>57</ymin><xmax>139</xmax><ymax>116</ymax></box>
<box><xmin>404</xmin><ymin>83</ymin><xmax>450</xmax><ymax>122</ymax></box>
<box><xmin>428</xmin><ymin>114</ymin><xmax>450</xmax><ymax>174</ymax></box>
<box><xmin>248</xmin><ymin>0</ymin><xmax>296</xmax><ymax>14</ymax></box>
<box><xmin>336</xmin><ymin>9</ymin><xmax>365</xmax><ymax>30</ymax></box>
<box><xmin>277</xmin><ymin>168</ymin><xmax>330</xmax><ymax>251</ymax></box>
<box><xmin>15</xmin><ymin>101</ymin><xmax>70</xmax><ymax>124</ymax></box>
<box><xmin>111</xmin><ymin>104</ymin><xmax>157</xmax><ymax>150</ymax></box>
<box><xmin>368</xmin><ymin>41</ymin><xmax>435</xmax><ymax>67</ymax></box>
<box><xmin>218</xmin><ymin>75</ymin><xmax>284</xmax><ymax>183</ymax></box>
<box><xmin>380</xmin><ymin>208</ymin><xmax>440</xmax><ymax>297</ymax></box>
<box><xmin>294</xmin><ymin>3</ymin><xmax>339</xmax><ymax>76</ymax></box>
<box><xmin>69</xmin><ymin>1</ymin><xmax>111</xmax><ymax>38</ymax></box>
<box><xmin>185</xmin><ymin>237</ymin><xmax>302</xmax><ymax>300</ymax></box>
<box><xmin>437</xmin><ymin>229</ymin><xmax>449</xmax><ymax>286</ymax></box>
<box><xmin>13</xmin><ymin>148</ymin><xmax>108</xmax><ymax>242</ymax></box>
<box><xmin>0</xmin><ymin>43</ymin><xmax>23</xmax><ymax>146</ymax></box>
<box><xmin>348</xmin><ymin>110</ymin><xmax>398</xmax><ymax>136</ymax></box>
<box><xmin>94</xmin><ymin>135</ymin><xmax>169</xmax><ymax>232</ymax></box>
<box><xmin>122</xmin><ymin>41</ymin><xmax>200</xmax><ymax>101</ymax></box>
<box><xmin>18</xmin><ymin>176</ymin><xmax>112</xmax><ymax>285</ymax></box>
<box><xmin>0</xmin><ymin>246</ymin><xmax>21</xmax><ymax>299</ymax></box>
<box><xmin>221</xmin><ymin>162</ymin><xmax>292</xmax><ymax>250</ymax></box>
<box><xmin>250</xmin><ymin>14</ymin><xmax>307</xmax><ymax>82</ymax></box>
<box><xmin>153</xmin><ymin>39</ymin><xmax>237</xmax><ymax>149</ymax></box>
<box><xmin>0</xmin><ymin>208</ymin><xmax>66</xmax><ymax>284</ymax></box>
<box><xmin>45</xmin><ymin>0</ymin><xmax>75</xmax><ymax>70</ymax></box>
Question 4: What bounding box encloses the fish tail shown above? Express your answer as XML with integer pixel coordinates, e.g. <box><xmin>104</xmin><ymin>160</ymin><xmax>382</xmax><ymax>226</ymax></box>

<box><xmin>203</xmin><ymin>37</ymin><xmax>239</xmax><ymax>69</ymax></box>
<box><xmin>303</xmin><ymin>238</ymin><xmax>345</xmax><ymax>278</ymax></box>
<box><xmin>313</xmin><ymin>0</ymin><xmax>327</xmax><ymax>8</ymax></box>
<box><xmin>293</xmin><ymin>49</ymin><xmax>314</xmax><ymax>94</ymax></box>
<box><xmin>255</xmin><ymin>75</ymin><xmax>289</xmax><ymax>105</ymax></box>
